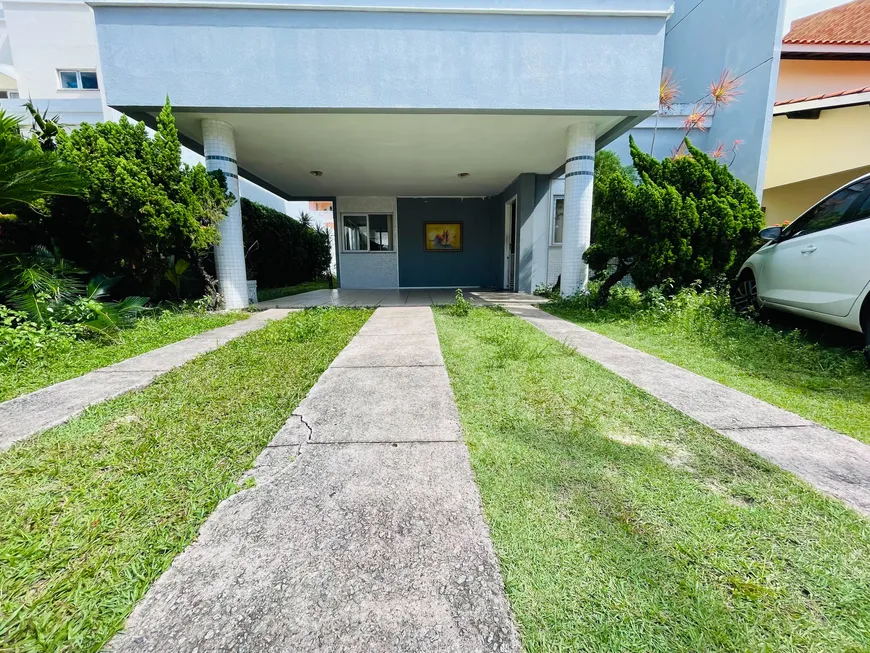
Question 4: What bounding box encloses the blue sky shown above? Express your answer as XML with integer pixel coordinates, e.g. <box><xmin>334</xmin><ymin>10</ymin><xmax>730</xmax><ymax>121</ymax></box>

<box><xmin>784</xmin><ymin>0</ymin><xmax>853</xmax><ymax>29</ymax></box>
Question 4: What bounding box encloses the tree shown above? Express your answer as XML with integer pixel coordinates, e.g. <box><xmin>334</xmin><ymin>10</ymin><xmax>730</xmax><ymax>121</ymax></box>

<box><xmin>584</xmin><ymin>136</ymin><xmax>765</xmax><ymax>301</ymax></box>
<box><xmin>46</xmin><ymin>99</ymin><xmax>232</xmax><ymax>296</ymax></box>
<box><xmin>0</xmin><ymin>110</ymin><xmax>83</xmax><ymax>219</ymax></box>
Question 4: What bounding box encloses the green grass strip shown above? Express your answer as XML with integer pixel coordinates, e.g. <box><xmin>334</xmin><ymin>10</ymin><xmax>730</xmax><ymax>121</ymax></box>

<box><xmin>1</xmin><ymin>310</ymin><xmax>248</xmax><ymax>403</ymax></box>
<box><xmin>257</xmin><ymin>280</ymin><xmax>329</xmax><ymax>302</ymax></box>
<box><xmin>545</xmin><ymin>300</ymin><xmax>870</xmax><ymax>444</ymax></box>
<box><xmin>434</xmin><ymin>306</ymin><xmax>870</xmax><ymax>653</ymax></box>
<box><xmin>0</xmin><ymin>307</ymin><xmax>371</xmax><ymax>652</ymax></box>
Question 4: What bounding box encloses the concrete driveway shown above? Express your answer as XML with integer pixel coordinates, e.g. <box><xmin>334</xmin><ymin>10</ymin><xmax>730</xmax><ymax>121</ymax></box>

<box><xmin>257</xmin><ymin>288</ymin><xmax>547</xmax><ymax>308</ymax></box>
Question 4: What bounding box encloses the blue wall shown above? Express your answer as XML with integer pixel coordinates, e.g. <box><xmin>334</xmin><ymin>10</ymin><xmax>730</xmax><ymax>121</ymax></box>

<box><xmin>610</xmin><ymin>0</ymin><xmax>787</xmax><ymax>195</ymax></box>
<box><xmin>93</xmin><ymin>4</ymin><xmax>667</xmax><ymax>115</ymax></box>
<box><xmin>397</xmin><ymin>198</ymin><xmax>501</xmax><ymax>288</ymax></box>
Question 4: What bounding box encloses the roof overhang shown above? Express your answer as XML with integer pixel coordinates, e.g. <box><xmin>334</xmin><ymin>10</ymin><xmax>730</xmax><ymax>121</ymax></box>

<box><xmin>774</xmin><ymin>92</ymin><xmax>870</xmax><ymax>116</ymax></box>
<box><xmin>781</xmin><ymin>42</ymin><xmax>870</xmax><ymax>59</ymax></box>
<box><xmin>85</xmin><ymin>0</ymin><xmax>675</xmax><ymax>17</ymax></box>
<box><xmin>140</xmin><ymin>110</ymin><xmax>640</xmax><ymax>198</ymax></box>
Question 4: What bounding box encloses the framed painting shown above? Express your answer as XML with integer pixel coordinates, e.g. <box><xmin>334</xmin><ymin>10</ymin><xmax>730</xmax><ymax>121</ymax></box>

<box><xmin>424</xmin><ymin>222</ymin><xmax>463</xmax><ymax>252</ymax></box>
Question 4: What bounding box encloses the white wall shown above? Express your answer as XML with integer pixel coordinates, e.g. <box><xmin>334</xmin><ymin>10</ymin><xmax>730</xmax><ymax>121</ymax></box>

<box><xmin>4</xmin><ymin>0</ymin><xmax>101</xmax><ymax>100</ymax></box>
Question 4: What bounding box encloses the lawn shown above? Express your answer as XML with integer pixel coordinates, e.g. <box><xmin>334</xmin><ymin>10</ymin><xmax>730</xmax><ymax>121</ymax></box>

<box><xmin>0</xmin><ymin>309</ymin><xmax>248</xmax><ymax>403</ymax></box>
<box><xmin>257</xmin><ymin>280</ymin><xmax>329</xmax><ymax>302</ymax></box>
<box><xmin>0</xmin><ymin>307</ymin><xmax>371</xmax><ymax>652</ymax></box>
<box><xmin>545</xmin><ymin>290</ymin><xmax>870</xmax><ymax>444</ymax></box>
<box><xmin>434</xmin><ymin>306</ymin><xmax>870</xmax><ymax>653</ymax></box>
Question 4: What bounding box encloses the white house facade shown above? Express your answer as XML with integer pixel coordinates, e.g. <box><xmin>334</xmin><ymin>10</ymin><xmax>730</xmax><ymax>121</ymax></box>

<box><xmin>82</xmin><ymin>0</ymin><xmax>784</xmax><ymax>307</ymax></box>
<box><xmin>0</xmin><ymin>0</ymin><xmax>296</xmax><ymax>216</ymax></box>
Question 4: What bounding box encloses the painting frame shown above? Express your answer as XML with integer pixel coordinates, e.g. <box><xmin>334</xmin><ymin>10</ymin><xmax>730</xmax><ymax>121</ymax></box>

<box><xmin>424</xmin><ymin>222</ymin><xmax>464</xmax><ymax>253</ymax></box>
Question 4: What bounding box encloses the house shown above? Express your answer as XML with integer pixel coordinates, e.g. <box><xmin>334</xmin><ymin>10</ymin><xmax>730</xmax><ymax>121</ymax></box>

<box><xmin>764</xmin><ymin>0</ymin><xmax>870</xmax><ymax>226</ymax></box>
<box><xmin>85</xmin><ymin>0</ymin><xmax>785</xmax><ymax>308</ymax></box>
<box><xmin>0</xmin><ymin>0</ymin><xmax>295</xmax><ymax>215</ymax></box>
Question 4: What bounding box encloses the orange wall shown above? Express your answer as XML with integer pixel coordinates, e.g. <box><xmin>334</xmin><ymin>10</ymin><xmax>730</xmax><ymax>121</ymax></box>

<box><xmin>776</xmin><ymin>59</ymin><xmax>870</xmax><ymax>102</ymax></box>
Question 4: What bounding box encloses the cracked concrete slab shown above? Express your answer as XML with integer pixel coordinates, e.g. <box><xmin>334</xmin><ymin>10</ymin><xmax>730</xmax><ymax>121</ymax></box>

<box><xmin>0</xmin><ymin>309</ymin><xmax>292</xmax><ymax>450</ymax></box>
<box><xmin>503</xmin><ymin>303</ymin><xmax>870</xmax><ymax>516</ymax></box>
<box><xmin>107</xmin><ymin>306</ymin><xmax>520</xmax><ymax>652</ymax></box>
<box><xmin>240</xmin><ymin>414</ymin><xmax>311</xmax><ymax>486</ymax></box>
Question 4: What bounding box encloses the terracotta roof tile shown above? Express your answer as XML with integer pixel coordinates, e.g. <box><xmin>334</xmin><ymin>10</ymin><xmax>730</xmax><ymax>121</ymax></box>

<box><xmin>775</xmin><ymin>86</ymin><xmax>870</xmax><ymax>106</ymax></box>
<box><xmin>784</xmin><ymin>0</ymin><xmax>870</xmax><ymax>45</ymax></box>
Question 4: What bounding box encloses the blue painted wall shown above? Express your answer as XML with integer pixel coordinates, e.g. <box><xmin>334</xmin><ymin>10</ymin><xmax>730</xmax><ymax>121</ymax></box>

<box><xmin>92</xmin><ymin>5</ymin><xmax>666</xmax><ymax>115</ymax></box>
<box><xmin>397</xmin><ymin>197</ymin><xmax>501</xmax><ymax>288</ymax></box>
<box><xmin>609</xmin><ymin>0</ymin><xmax>787</xmax><ymax>195</ymax></box>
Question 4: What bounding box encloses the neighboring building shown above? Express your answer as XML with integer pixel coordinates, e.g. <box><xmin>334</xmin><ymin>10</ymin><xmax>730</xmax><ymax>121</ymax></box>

<box><xmin>0</xmin><ymin>0</ymin><xmax>297</xmax><ymax>215</ymax></box>
<box><xmin>764</xmin><ymin>0</ymin><xmax>870</xmax><ymax>225</ymax></box>
<box><xmin>88</xmin><ymin>0</ymin><xmax>785</xmax><ymax>308</ymax></box>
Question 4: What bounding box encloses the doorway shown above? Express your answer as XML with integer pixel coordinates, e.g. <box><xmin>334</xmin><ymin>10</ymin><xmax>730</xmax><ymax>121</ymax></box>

<box><xmin>503</xmin><ymin>196</ymin><xmax>518</xmax><ymax>291</ymax></box>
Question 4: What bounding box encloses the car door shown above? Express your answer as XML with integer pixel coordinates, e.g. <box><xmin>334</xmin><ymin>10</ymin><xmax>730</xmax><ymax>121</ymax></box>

<box><xmin>758</xmin><ymin>180</ymin><xmax>868</xmax><ymax>313</ymax></box>
<box><xmin>803</xmin><ymin>188</ymin><xmax>870</xmax><ymax>316</ymax></box>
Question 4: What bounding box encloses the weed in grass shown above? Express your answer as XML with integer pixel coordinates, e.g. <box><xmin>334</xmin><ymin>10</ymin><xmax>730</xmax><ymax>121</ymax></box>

<box><xmin>0</xmin><ymin>307</ymin><xmax>371</xmax><ymax>652</ymax></box>
<box><xmin>434</xmin><ymin>306</ymin><xmax>870</xmax><ymax>653</ymax></box>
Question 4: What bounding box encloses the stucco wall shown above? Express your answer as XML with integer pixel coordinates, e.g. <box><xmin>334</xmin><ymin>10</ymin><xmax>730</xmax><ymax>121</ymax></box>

<box><xmin>609</xmin><ymin>0</ymin><xmax>787</xmax><ymax>196</ymax></box>
<box><xmin>92</xmin><ymin>6</ymin><xmax>666</xmax><ymax>115</ymax></box>
<box><xmin>763</xmin><ymin>165</ymin><xmax>870</xmax><ymax>226</ymax></box>
<box><xmin>4</xmin><ymin>0</ymin><xmax>101</xmax><ymax>100</ymax></box>
<box><xmin>776</xmin><ymin>59</ymin><xmax>870</xmax><ymax>102</ymax></box>
<box><xmin>396</xmin><ymin>197</ymin><xmax>500</xmax><ymax>288</ymax></box>
<box><xmin>336</xmin><ymin>196</ymin><xmax>398</xmax><ymax>288</ymax></box>
<box><xmin>765</xmin><ymin>106</ymin><xmax>870</xmax><ymax>189</ymax></box>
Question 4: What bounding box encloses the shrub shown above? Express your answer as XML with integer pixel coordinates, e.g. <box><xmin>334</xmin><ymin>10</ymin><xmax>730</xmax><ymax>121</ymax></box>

<box><xmin>18</xmin><ymin>99</ymin><xmax>233</xmax><ymax>298</ymax></box>
<box><xmin>241</xmin><ymin>199</ymin><xmax>331</xmax><ymax>288</ymax></box>
<box><xmin>585</xmin><ymin>137</ymin><xmax>765</xmax><ymax>301</ymax></box>
<box><xmin>0</xmin><ymin>304</ymin><xmax>81</xmax><ymax>367</ymax></box>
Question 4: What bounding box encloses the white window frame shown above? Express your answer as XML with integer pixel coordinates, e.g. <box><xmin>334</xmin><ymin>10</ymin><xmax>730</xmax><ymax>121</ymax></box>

<box><xmin>550</xmin><ymin>194</ymin><xmax>564</xmax><ymax>246</ymax></box>
<box><xmin>57</xmin><ymin>70</ymin><xmax>99</xmax><ymax>91</ymax></box>
<box><xmin>340</xmin><ymin>212</ymin><xmax>395</xmax><ymax>253</ymax></box>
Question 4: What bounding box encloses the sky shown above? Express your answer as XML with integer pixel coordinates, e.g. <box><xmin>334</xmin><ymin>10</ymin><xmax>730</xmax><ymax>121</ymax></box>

<box><xmin>784</xmin><ymin>0</ymin><xmax>854</xmax><ymax>30</ymax></box>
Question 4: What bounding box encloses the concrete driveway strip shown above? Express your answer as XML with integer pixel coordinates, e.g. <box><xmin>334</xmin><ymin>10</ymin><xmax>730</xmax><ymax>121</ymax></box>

<box><xmin>504</xmin><ymin>303</ymin><xmax>870</xmax><ymax>517</ymax></box>
<box><xmin>106</xmin><ymin>307</ymin><xmax>522</xmax><ymax>653</ymax></box>
<box><xmin>0</xmin><ymin>309</ymin><xmax>292</xmax><ymax>451</ymax></box>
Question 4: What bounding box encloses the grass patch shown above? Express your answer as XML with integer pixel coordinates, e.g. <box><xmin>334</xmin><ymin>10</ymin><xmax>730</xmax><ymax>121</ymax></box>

<box><xmin>0</xmin><ymin>307</ymin><xmax>371</xmax><ymax>652</ymax></box>
<box><xmin>257</xmin><ymin>280</ymin><xmax>329</xmax><ymax>302</ymax></box>
<box><xmin>545</xmin><ymin>288</ymin><xmax>870</xmax><ymax>443</ymax></box>
<box><xmin>0</xmin><ymin>309</ymin><xmax>248</xmax><ymax>402</ymax></box>
<box><xmin>435</xmin><ymin>306</ymin><xmax>870</xmax><ymax>653</ymax></box>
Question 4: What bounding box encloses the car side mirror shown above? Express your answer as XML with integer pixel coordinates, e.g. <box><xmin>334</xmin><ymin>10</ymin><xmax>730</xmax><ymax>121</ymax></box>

<box><xmin>759</xmin><ymin>226</ymin><xmax>782</xmax><ymax>242</ymax></box>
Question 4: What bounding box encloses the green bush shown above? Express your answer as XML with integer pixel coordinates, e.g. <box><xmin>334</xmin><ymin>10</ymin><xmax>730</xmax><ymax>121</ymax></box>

<box><xmin>241</xmin><ymin>199</ymin><xmax>331</xmax><ymax>288</ymax></box>
<box><xmin>0</xmin><ymin>304</ymin><xmax>81</xmax><ymax>367</ymax></box>
<box><xmin>7</xmin><ymin>100</ymin><xmax>232</xmax><ymax>299</ymax></box>
<box><xmin>585</xmin><ymin>137</ymin><xmax>765</xmax><ymax>301</ymax></box>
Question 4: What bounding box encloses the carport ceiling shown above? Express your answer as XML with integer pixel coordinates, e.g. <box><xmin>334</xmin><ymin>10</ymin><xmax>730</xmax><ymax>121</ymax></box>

<box><xmin>167</xmin><ymin>112</ymin><xmax>628</xmax><ymax>197</ymax></box>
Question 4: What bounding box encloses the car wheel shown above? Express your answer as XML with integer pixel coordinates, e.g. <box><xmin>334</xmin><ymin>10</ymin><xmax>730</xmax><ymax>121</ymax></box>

<box><xmin>732</xmin><ymin>273</ymin><xmax>759</xmax><ymax>314</ymax></box>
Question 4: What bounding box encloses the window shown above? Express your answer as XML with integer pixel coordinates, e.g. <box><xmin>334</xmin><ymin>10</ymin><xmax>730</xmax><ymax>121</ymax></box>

<box><xmin>551</xmin><ymin>195</ymin><xmax>564</xmax><ymax>245</ymax></box>
<box><xmin>783</xmin><ymin>180</ymin><xmax>870</xmax><ymax>239</ymax></box>
<box><xmin>850</xmin><ymin>185</ymin><xmax>870</xmax><ymax>224</ymax></box>
<box><xmin>0</xmin><ymin>90</ymin><xmax>19</xmax><ymax>99</ymax></box>
<box><xmin>58</xmin><ymin>70</ymin><xmax>99</xmax><ymax>90</ymax></box>
<box><xmin>342</xmin><ymin>214</ymin><xmax>394</xmax><ymax>252</ymax></box>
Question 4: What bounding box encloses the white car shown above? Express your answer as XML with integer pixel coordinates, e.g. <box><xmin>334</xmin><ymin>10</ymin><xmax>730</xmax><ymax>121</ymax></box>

<box><xmin>735</xmin><ymin>173</ymin><xmax>870</xmax><ymax>364</ymax></box>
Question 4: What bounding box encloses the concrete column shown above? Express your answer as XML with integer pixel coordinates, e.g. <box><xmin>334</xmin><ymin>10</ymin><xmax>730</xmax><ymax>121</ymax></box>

<box><xmin>561</xmin><ymin>123</ymin><xmax>596</xmax><ymax>297</ymax></box>
<box><xmin>201</xmin><ymin>119</ymin><xmax>248</xmax><ymax>310</ymax></box>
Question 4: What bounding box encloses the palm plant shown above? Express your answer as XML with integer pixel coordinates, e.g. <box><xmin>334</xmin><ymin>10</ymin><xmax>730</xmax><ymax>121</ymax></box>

<box><xmin>0</xmin><ymin>246</ymin><xmax>147</xmax><ymax>334</ymax></box>
<box><xmin>0</xmin><ymin>109</ymin><xmax>84</xmax><ymax>217</ymax></box>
